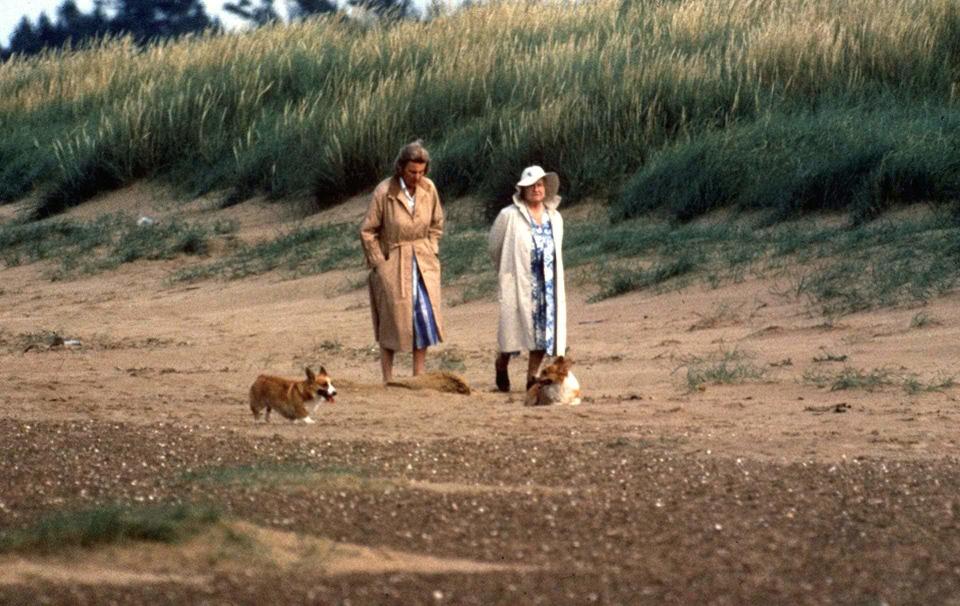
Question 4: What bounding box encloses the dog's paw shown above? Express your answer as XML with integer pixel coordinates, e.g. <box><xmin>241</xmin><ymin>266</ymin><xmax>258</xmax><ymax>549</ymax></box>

<box><xmin>302</xmin><ymin>416</ymin><xmax>316</xmax><ymax>424</ymax></box>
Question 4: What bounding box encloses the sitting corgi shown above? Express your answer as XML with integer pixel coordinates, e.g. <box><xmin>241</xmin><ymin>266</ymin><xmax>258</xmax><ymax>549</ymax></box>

<box><xmin>524</xmin><ymin>356</ymin><xmax>582</xmax><ymax>407</ymax></box>
<box><xmin>249</xmin><ymin>367</ymin><xmax>336</xmax><ymax>424</ymax></box>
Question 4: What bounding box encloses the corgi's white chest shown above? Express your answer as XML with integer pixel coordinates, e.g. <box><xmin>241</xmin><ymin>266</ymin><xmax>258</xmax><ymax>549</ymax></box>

<box><xmin>543</xmin><ymin>372</ymin><xmax>582</xmax><ymax>406</ymax></box>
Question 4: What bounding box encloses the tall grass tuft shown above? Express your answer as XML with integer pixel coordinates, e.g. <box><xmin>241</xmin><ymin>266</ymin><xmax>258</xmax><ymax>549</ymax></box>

<box><xmin>0</xmin><ymin>503</ymin><xmax>220</xmax><ymax>553</ymax></box>
<box><xmin>613</xmin><ymin>107</ymin><xmax>960</xmax><ymax>223</ymax></box>
<box><xmin>0</xmin><ymin>0</ymin><xmax>957</xmax><ymax>217</ymax></box>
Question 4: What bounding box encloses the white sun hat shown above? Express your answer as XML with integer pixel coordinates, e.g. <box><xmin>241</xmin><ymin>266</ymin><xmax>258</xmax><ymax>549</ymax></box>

<box><xmin>515</xmin><ymin>165</ymin><xmax>560</xmax><ymax>201</ymax></box>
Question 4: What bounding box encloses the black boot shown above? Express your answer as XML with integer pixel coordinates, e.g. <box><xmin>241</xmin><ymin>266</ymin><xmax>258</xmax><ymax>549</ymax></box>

<box><xmin>495</xmin><ymin>357</ymin><xmax>510</xmax><ymax>392</ymax></box>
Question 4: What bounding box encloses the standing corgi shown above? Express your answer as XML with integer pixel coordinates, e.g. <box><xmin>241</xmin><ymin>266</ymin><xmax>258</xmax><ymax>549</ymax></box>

<box><xmin>524</xmin><ymin>356</ymin><xmax>582</xmax><ymax>407</ymax></box>
<box><xmin>249</xmin><ymin>367</ymin><xmax>336</xmax><ymax>424</ymax></box>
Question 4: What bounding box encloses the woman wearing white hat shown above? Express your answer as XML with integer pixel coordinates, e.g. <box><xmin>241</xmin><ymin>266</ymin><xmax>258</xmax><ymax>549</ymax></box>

<box><xmin>488</xmin><ymin>165</ymin><xmax>567</xmax><ymax>392</ymax></box>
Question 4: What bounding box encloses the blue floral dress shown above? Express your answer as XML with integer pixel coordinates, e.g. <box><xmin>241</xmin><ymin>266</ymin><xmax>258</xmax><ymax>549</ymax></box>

<box><xmin>530</xmin><ymin>217</ymin><xmax>557</xmax><ymax>355</ymax></box>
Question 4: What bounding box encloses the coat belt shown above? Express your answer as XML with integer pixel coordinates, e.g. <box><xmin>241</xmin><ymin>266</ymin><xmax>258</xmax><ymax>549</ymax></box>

<box><xmin>388</xmin><ymin>240</ymin><xmax>422</xmax><ymax>298</ymax></box>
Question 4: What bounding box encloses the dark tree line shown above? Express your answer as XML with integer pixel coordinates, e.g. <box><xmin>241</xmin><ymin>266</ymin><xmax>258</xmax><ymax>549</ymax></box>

<box><xmin>2</xmin><ymin>0</ymin><xmax>215</xmax><ymax>58</ymax></box>
<box><xmin>223</xmin><ymin>0</ymin><xmax>414</xmax><ymax>26</ymax></box>
<box><xmin>2</xmin><ymin>0</ymin><xmax>417</xmax><ymax>60</ymax></box>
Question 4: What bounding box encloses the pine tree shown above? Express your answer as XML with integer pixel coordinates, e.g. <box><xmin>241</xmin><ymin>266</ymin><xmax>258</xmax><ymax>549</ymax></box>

<box><xmin>108</xmin><ymin>0</ymin><xmax>218</xmax><ymax>42</ymax></box>
<box><xmin>223</xmin><ymin>0</ymin><xmax>280</xmax><ymax>26</ymax></box>
<box><xmin>288</xmin><ymin>0</ymin><xmax>338</xmax><ymax>19</ymax></box>
<box><xmin>3</xmin><ymin>0</ymin><xmax>216</xmax><ymax>58</ymax></box>
<box><xmin>7</xmin><ymin>16</ymin><xmax>43</xmax><ymax>56</ymax></box>
<box><xmin>34</xmin><ymin>13</ymin><xmax>66</xmax><ymax>50</ymax></box>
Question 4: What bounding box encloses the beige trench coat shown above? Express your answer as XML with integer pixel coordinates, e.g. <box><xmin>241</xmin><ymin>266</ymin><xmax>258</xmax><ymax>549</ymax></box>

<box><xmin>360</xmin><ymin>176</ymin><xmax>444</xmax><ymax>351</ymax></box>
<box><xmin>488</xmin><ymin>194</ymin><xmax>567</xmax><ymax>355</ymax></box>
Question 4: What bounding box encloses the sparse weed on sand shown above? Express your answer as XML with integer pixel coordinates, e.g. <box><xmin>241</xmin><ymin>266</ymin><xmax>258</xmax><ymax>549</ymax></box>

<box><xmin>567</xmin><ymin>210</ymin><xmax>960</xmax><ymax>309</ymax></box>
<box><xmin>5</xmin><ymin>329</ymin><xmax>63</xmax><ymax>350</ymax></box>
<box><xmin>910</xmin><ymin>311</ymin><xmax>941</xmax><ymax>329</ymax></box>
<box><xmin>812</xmin><ymin>352</ymin><xmax>848</xmax><ymax>364</ymax></box>
<box><xmin>439</xmin><ymin>223</ymin><xmax>490</xmax><ymax>290</ymax></box>
<box><xmin>173</xmin><ymin>221</ymin><xmax>360</xmax><ymax>282</ymax></box>
<box><xmin>902</xmin><ymin>373</ymin><xmax>956</xmax><ymax>395</ymax></box>
<box><xmin>434</xmin><ymin>346</ymin><xmax>467</xmax><ymax>372</ymax></box>
<box><xmin>170</xmin><ymin>208</ymin><xmax>958</xmax><ymax>313</ymax></box>
<box><xmin>592</xmin><ymin>256</ymin><xmax>698</xmax><ymax>302</ymax></box>
<box><xmin>181</xmin><ymin>462</ymin><xmax>385</xmax><ymax>492</ymax></box>
<box><xmin>163</xmin><ymin>216</ymin><xmax>509</xmax><ymax>308</ymax></box>
<box><xmin>181</xmin><ymin>462</ymin><xmax>317</xmax><ymax>487</ymax></box>
<box><xmin>0</xmin><ymin>504</ymin><xmax>219</xmax><ymax>554</ymax></box>
<box><xmin>449</xmin><ymin>273</ymin><xmax>497</xmax><ymax>306</ymax></box>
<box><xmin>316</xmin><ymin>339</ymin><xmax>344</xmax><ymax>354</ymax></box>
<box><xmin>0</xmin><ymin>213</ymin><xmax>232</xmax><ymax>277</ymax></box>
<box><xmin>804</xmin><ymin>367</ymin><xmax>899</xmax><ymax>392</ymax></box>
<box><xmin>688</xmin><ymin>301</ymin><xmax>743</xmax><ymax>331</ymax></box>
<box><xmin>4</xmin><ymin>201</ymin><xmax>958</xmax><ymax>319</ymax></box>
<box><xmin>681</xmin><ymin>348</ymin><xmax>767</xmax><ymax>391</ymax></box>
<box><xmin>803</xmin><ymin>366</ymin><xmax>956</xmax><ymax>394</ymax></box>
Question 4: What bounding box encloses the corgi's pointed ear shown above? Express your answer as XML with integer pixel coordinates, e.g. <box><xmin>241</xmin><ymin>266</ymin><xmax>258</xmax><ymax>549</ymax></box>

<box><xmin>306</xmin><ymin>367</ymin><xmax>316</xmax><ymax>381</ymax></box>
<box><xmin>319</xmin><ymin>366</ymin><xmax>327</xmax><ymax>375</ymax></box>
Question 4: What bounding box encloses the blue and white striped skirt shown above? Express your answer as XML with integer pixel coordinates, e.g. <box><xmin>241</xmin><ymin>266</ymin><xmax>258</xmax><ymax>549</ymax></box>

<box><xmin>412</xmin><ymin>255</ymin><xmax>440</xmax><ymax>349</ymax></box>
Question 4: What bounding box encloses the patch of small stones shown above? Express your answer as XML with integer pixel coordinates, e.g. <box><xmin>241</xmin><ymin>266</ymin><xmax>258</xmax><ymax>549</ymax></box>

<box><xmin>2</xmin><ymin>420</ymin><xmax>960</xmax><ymax>604</ymax></box>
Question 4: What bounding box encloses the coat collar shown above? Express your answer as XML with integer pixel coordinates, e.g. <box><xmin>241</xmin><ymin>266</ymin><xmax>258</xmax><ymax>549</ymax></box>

<box><xmin>511</xmin><ymin>193</ymin><xmax>561</xmax><ymax>223</ymax></box>
<box><xmin>387</xmin><ymin>176</ymin><xmax>432</xmax><ymax>216</ymax></box>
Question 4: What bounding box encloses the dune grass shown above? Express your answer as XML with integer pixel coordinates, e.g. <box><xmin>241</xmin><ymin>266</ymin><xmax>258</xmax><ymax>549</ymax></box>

<box><xmin>0</xmin><ymin>503</ymin><xmax>220</xmax><ymax>553</ymax></box>
<box><xmin>0</xmin><ymin>0</ymin><xmax>957</xmax><ymax>219</ymax></box>
<box><xmin>612</xmin><ymin>106</ymin><xmax>960</xmax><ymax>223</ymax></box>
<box><xmin>0</xmin><ymin>213</ymin><xmax>236</xmax><ymax>278</ymax></box>
<box><xmin>172</xmin><ymin>218</ymin><xmax>492</xmax><ymax>285</ymax></box>
<box><xmin>567</xmin><ymin>208</ymin><xmax>960</xmax><ymax>312</ymax></box>
<box><xmin>3</xmin><ymin>187</ymin><xmax>958</xmax><ymax>315</ymax></box>
<box><xmin>4</xmin><ymin>202</ymin><xmax>956</xmax><ymax>316</ymax></box>
<box><xmin>174</xmin><ymin>221</ymin><xmax>357</xmax><ymax>282</ymax></box>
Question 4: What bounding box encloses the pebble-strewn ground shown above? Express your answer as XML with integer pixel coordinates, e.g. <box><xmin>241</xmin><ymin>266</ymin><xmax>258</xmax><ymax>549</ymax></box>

<box><xmin>2</xmin><ymin>419</ymin><xmax>960</xmax><ymax>605</ymax></box>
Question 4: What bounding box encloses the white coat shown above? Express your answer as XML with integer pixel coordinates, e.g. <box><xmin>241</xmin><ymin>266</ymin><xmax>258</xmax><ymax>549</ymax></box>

<box><xmin>488</xmin><ymin>193</ymin><xmax>567</xmax><ymax>355</ymax></box>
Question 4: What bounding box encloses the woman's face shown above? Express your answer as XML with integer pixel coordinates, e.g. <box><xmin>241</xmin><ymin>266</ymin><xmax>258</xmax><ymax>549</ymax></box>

<box><xmin>401</xmin><ymin>161</ymin><xmax>427</xmax><ymax>192</ymax></box>
<box><xmin>523</xmin><ymin>178</ymin><xmax>546</xmax><ymax>205</ymax></box>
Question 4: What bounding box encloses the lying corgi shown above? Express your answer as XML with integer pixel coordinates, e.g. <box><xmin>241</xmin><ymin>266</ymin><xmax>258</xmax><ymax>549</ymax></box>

<box><xmin>524</xmin><ymin>356</ymin><xmax>582</xmax><ymax>406</ymax></box>
<box><xmin>249</xmin><ymin>367</ymin><xmax>336</xmax><ymax>424</ymax></box>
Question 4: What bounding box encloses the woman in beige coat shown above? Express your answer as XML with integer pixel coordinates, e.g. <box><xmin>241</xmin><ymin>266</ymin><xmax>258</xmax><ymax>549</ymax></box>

<box><xmin>488</xmin><ymin>165</ymin><xmax>567</xmax><ymax>392</ymax></box>
<box><xmin>360</xmin><ymin>141</ymin><xmax>444</xmax><ymax>383</ymax></box>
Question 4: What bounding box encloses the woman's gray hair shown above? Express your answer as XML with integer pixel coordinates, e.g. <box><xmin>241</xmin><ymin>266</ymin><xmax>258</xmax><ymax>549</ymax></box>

<box><xmin>394</xmin><ymin>140</ymin><xmax>431</xmax><ymax>176</ymax></box>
